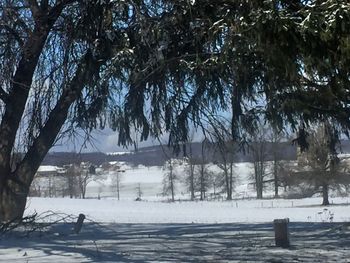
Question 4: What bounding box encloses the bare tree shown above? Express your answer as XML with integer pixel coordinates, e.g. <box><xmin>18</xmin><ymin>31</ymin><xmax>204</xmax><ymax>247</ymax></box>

<box><xmin>249</xmin><ymin>128</ymin><xmax>269</xmax><ymax>199</ymax></box>
<box><xmin>211</xmin><ymin>125</ymin><xmax>236</xmax><ymax>200</ymax></box>
<box><xmin>162</xmin><ymin>159</ymin><xmax>180</xmax><ymax>202</ymax></box>
<box><xmin>77</xmin><ymin>163</ymin><xmax>95</xmax><ymax>199</ymax></box>
<box><xmin>110</xmin><ymin>165</ymin><xmax>125</xmax><ymax>200</ymax></box>
<box><xmin>184</xmin><ymin>156</ymin><xmax>196</xmax><ymax>201</ymax></box>
<box><xmin>269</xmin><ymin>130</ymin><xmax>286</xmax><ymax>198</ymax></box>
<box><xmin>216</xmin><ymin>147</ymin><xmax>236</xmax><ymax>200</ymax></box>
<box><xmin>196</xmin><ymin>139</ymin><xmax>213</xmax><ymax>201</ymax></box>
<box><xmin>64</xmin><ymin>164</ymin><xmax>80</xmax><ymax>199</ymax></box>
<box><xmin>183</xmin><ymin>135</ymin><xmax>196</xmax><ymax>201</ymax></box>
<box><xmin>29</xmin><ymin>178</ymin><xmax>42</xmax><ymax>197</ymax></box>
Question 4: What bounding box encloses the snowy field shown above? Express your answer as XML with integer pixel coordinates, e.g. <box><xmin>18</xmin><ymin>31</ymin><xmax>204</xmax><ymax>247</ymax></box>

<box><xmin>25</xmin><ymin>197</ymin><xmax>350</xmax><ymax>224</ymax></box>
<box><xmin>2</xmin><ymin>161</ymin><xmax>350</xmax><ymax>262</ymax></box>
<box><xmin>26</xmin><ymin>162</ymin><xmax>350</xmax><ymax>224</ymax></box>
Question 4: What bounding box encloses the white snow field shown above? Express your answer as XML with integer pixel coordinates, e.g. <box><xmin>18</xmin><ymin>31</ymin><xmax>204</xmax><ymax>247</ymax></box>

<box><xmin>1</xmin><ymin>161</ymin><xmax>350</xmax><ymax>262</ymax></box>
<box><xmin>25</xmin><ymin>197</ymin><xmax>350</xmax><ymax>224</ymax></box>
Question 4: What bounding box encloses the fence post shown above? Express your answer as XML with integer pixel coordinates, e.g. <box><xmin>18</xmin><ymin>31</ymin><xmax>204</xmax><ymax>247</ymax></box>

<box><xmin>74</xmin><ymin>213</ymin><xmax>86</xmax><ymax>234</ymax></box>
<box><xmin>273</xmin><ymin>218</ymin><xmax>290</xmax><ymax>248</ymax></box>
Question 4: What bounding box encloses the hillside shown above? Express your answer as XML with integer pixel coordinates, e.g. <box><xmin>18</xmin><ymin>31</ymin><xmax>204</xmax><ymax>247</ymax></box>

<box><xmin>43</xmin><ymin>141</ymin><xmax>299</xmax><ymax>166</ymax></box>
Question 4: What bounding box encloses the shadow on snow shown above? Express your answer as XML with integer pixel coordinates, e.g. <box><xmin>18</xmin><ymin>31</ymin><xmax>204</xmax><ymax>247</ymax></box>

<box><xmin>0</xmin><ymin>222</ymin><xmax>350</xmax><ymax>262</ymax></box>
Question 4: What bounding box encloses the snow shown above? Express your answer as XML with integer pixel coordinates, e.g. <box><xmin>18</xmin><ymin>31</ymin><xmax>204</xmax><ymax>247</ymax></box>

<box><xmin>83</xmin><ymin>162</ymin><xmax>257</xmax><ymax>201</ymax></box>
<box><xmin>106</xmin><ymin>151</ymin><xmax>132</xmax><ymax>156</ymax></box>
<box><xmin>27</xmin><ymin>161</ymin><xmax>350</xmax><ymax>224</ymax></box>
<box><xmin>2</xmin><ymin>221</ymin><xmax>350</xmax><ymax>262</ymax></box>
<box><xmin>2</xmin><ymin>161</ymin><xmax>350</xmax><ymax>262</ymax></box>
<box><xmin>37</xmin><ymin>165</ymin><xmax>61</xmax><ymax>172</ymax></box>
<box><xmin>25</xmin><ymin>197</ymin><xmax>350</xmax><ymax>224</ymax></box>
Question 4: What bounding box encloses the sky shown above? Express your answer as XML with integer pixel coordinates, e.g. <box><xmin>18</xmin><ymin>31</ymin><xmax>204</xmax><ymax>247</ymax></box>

<box><xmin>50</xmin><ymin>128</ymin><xmax>157</xmax><ymax>153</ymax></box>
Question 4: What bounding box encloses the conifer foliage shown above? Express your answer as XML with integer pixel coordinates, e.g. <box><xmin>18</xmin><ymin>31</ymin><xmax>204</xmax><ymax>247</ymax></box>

<box><xmin>0</xmin><ymin>0</ymin><xmax>349</xmax><ymax>220</ymax></box>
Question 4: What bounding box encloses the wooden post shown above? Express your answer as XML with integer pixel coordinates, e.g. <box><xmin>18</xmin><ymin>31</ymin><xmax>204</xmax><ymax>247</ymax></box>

<box><xmin>74</xmin><ymin>213</ymin><xmax>86</xmax><ymax>234</ymax></box>
<box><xmin>273</xmin><ymin>218</ymin><xmax>290</xmax><ymax>248</ymax></box>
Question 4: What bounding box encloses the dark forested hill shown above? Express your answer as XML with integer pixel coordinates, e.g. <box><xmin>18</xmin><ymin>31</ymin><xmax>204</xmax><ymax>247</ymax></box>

<box><xmin>43</xmin><ymin>140</ymin><xmax>303</xmax><ymax>166</ymax></box>
<box><xmin>42</xmin><ymin>140</ymin><xmax>350</xmax><ymax>167</ymax></box>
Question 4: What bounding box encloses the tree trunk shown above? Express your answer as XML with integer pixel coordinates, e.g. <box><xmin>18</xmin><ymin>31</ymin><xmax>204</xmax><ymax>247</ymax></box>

<box><xmin>224</xmin><ymin>165</ymin><xmax>231</xmax><ymax>200</ymax></box>
<box><xmin>170</xmin><ymin>179</ymin><xmax>175</xmax><ymax>202</ymax></box>
<box><xmin>0</xmin><ymin>182</ymin><xmax>29</xmax><ymax>222</ymax></box>
<box><xmin>200</xmin><ymin>166</ymin><xmax>205</xmax><ymax>201</ymax></box>
<box><xmin>80</xmin><ymin>175</ymin><xmax>86</xmax><ymax>199</ymax></box>
<box><xmin>170</xmin><ymin>166</ymin><xmax>175</xmax><ymax>202</ymax></box>
<box><xmin>189</xmin><ymin>164</ymin><xmax>195</xmax><ymax>201</ymax></box>
<box><xmin>190</xmin><ymin>173</ymin><xmax>195</xmax><ymax>201</ymax></box>
<box><xmin>187</xmin><ymin>144</ymin><xmax>195</xmax><ymax>201</ymax></box>
<box><xmin>0</xmin><ymin>4</ymin><xmax>71</xmax><ymax>222</ymax></box>
<box><xmin>322</xmin><ymin>183</ymin><xmax>330</xmax><ymax>206</ymax></box>
<box><xmin>257</xmin><ymin>187</ymin><xmax>263</xmax><ymax>199</ymax></box>
<box><xmin>254</xmin><ymin>159</ymin><xmax>264</xmax><ymax>199</ymax></box>
<box><xmin>0</xmin><ymin>51</ymin><xmax>102</xmax><ymax>221</ymax></box>
<box><xmin>273</xmin><ymin>157</ymin><xmax>279</xmax><ymax>198</ymax></box>
<box><xmin>117</xmin><ymin>173</ymin><xmax>120</xmax><ymax>200</ymax></box>
<box><xmin>226</xmin><ymin>172</ymin><xmax>233</xmax><ymax>200</ymax></box>
<box><xmin>257</xmin><ymin>171</ymin><xmax>263</xmax><ymax>199</ymax></box>
<box><xmin>228</xmin><ymin>163</ymin><xmax>234</xmax><ymax>200</ymax></box>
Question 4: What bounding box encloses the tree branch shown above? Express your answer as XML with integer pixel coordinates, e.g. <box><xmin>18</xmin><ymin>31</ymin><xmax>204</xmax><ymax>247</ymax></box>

<box><xmin>40</xmin><ymin>0</ymin><xmax>49</xmax><ymax>11</ymax></box>
<box><xmin>49</xmin><ymin>0</ymin><xmax>77</xmax><ymax>18</ymax></box>
<box><xmin>0</xmin><ymin>87</ymin><xmax>9</xmax><ymax>103</ymax></box>
<box><xmin>0</xmin><ymin>24</ymin><xmax>24</xmax><ymax>46</ymax></box>
<box><xmin>14</xmin><ymin>51</ymin><xmax>102</xmax><ymax>187</ymax></box>
<box><xmin>0</xmin><ymin>3</ymin><xmax>62</xmax><ymax>182</ymax></box>
<box><xmin>26</xmin><ymin>0</ymin><xmax>41</xmax><ymax>21</ymax></box>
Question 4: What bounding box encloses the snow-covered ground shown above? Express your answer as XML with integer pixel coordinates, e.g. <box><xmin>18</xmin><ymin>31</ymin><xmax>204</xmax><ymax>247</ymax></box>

<box><xmin>2</xmin><ymin>161</ymin><xmax>350</xmax><ymax>262</ymax></box>
<box><xmin>2</xmin><ymin>221</ymin><xmax>350</xmax><ymax>262</ymax></box>
<box><xmin>26</xmin><ymin>161</ymin><xmax>350</xmax><ymax>224</ymax></box>
<box><xmin>71</xmin><ymin>162</ymin><xmax>280</xmax><ymax>200</ymax></box>
<box><xmin>25</xmin><ymin>197</ymin><xmax>350</xmax><ymax>224</ymax></box>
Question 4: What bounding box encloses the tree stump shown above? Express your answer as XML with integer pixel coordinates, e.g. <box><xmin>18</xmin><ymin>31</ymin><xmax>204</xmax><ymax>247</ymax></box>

<box><xmin>273</xmin><ymin>218</ymin><xmax>290</xmax><ymax>248</ymax></box>
<box><xmin>74</xmin><ymin>213</ymin><xmax>86</xmax><ymax>234</ymax></box>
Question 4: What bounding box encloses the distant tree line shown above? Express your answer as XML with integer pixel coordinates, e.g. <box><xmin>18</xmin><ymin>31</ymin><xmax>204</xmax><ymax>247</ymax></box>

<box><xmin>161</xmin><ymin>124</ymin><xmax>350</xmax><ymax>206</ymax></box>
